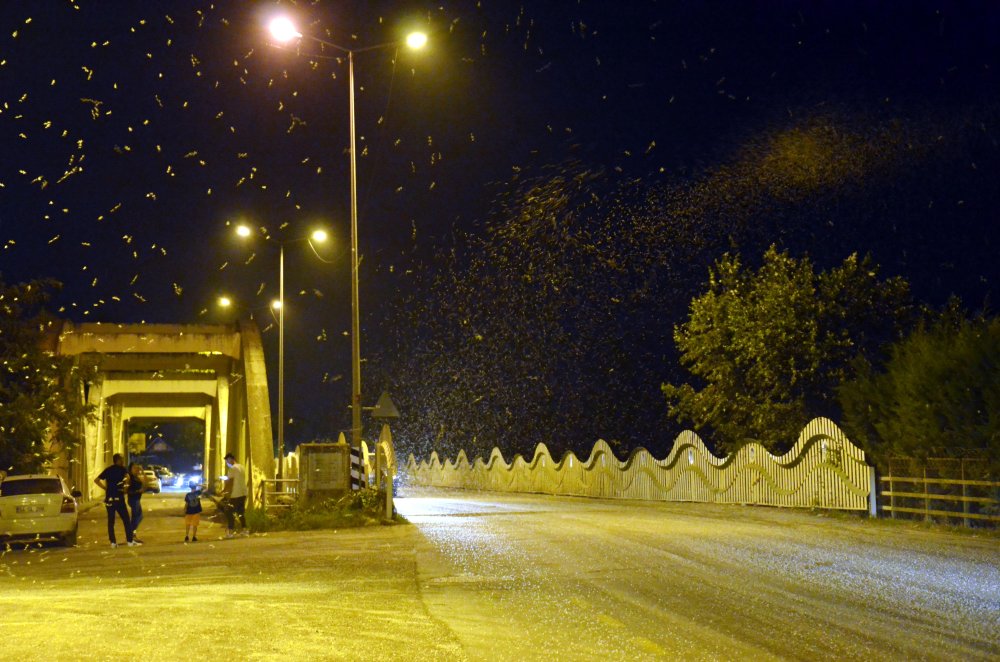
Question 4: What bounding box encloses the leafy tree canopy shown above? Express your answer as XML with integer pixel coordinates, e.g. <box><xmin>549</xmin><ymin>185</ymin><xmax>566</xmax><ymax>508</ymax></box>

<box><xmin>0</xmin><ymin>278</ymin><xmax>93</xmax><ymax>474</ymax></box>
<box><xmin>839</xmin><ymin>310</ymin><xmax>1000</xmax><ymax>467</ymax></box>
<box><xmin>662</xmin><ymin>246</ymin><xmax>914</xmax><ymax>454</ymax></box>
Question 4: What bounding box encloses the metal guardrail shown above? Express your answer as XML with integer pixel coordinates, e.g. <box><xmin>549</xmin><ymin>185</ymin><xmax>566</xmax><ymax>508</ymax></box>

<box><xmin>259</xmin><ymin>478</ymin><xmax>299</xmax><ymax>510</ymax></box>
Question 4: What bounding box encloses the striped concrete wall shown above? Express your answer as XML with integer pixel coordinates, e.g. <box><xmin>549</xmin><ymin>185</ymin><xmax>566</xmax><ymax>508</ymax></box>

<box><xmin>406</xmin><ymin>417</ymin><xmax>872</xmax><ymax>511</ymax></box>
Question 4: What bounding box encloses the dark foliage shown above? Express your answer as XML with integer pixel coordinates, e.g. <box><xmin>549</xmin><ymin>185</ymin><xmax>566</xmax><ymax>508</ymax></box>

<box><xmin>840</xmin><ymin>309</ymin><xmax>1000</xmax><ymax>468</ymax></box>
<box><xmin>0</xmin><ymin>278</ymin><xmax>94</xmax><ymax>474</ymax></box>
<box><xmin>663</xmin><ymin>246</ymin><xmax>915</xmax><ymax>454</ymax></box>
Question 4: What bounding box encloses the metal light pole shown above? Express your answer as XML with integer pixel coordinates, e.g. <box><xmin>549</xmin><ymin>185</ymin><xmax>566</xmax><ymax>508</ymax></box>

<box><xmin>348</xmin><ymin>50</ymin><xmax>362</xmax><ymax>450</ymax></box>
<box><xmin>267</xmin><ymin>18</ymin><xmax>426</xmax><ymax>450</ymax></box>
<box><xmin>234</xmin><ymin>224</ymin><xmax>327</xmax><ymax>480</ymax></box>
<box><xmin>278</xmin><ymin>243</ymin><xmax>285</xmax><ymax>478</ymax></box>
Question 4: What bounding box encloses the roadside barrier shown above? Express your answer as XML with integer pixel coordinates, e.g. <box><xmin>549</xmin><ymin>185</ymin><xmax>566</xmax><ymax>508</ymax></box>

<box><xmin>407</xmin><ymin>418</ymin><xmax>875</xmax><ymax>513</ymax></box>
<box><xmin>258</xmin><ymin>478</ymin><xmax>299</xmax><ymax>510</ymax></box>
<box><xmin>350</xmin><ymin>446</ymin><xmax>367</xmax><ymax>490</ymax></box>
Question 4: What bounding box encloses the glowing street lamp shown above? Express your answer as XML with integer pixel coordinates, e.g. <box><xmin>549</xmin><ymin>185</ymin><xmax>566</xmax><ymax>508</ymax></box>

<box><xmin>406</xmin><ymin>31</ymin><xmax>428</xmax><ymax>50</ymax></box>
<box><xmin>268</xmin><ymin>17</ymin><xmax>427</xmax><ymax>449</ymax></box>
<box><xmin>235</xmin><ymin>223</ymin><xmax>328</xmax><ymax>478</ymax></box>
<box><xmin>217</xmin><ymin>294</ymin><xmax>279</xmax><ymax>318</ymax></box>
<box><xmin>268</xmin><ymin>17</ymin><xmax>301</xmax><ymax>42</ymax></box>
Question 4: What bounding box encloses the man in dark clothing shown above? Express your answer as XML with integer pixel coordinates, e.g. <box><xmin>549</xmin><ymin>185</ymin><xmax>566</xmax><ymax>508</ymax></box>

<box><xmin>94</xmin><ymin>453</ymin><xmax>138</xmax><ymax>548</ymax></box>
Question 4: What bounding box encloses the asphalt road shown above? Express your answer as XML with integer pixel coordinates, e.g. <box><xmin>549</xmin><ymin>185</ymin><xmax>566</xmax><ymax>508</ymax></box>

<box><xmin>1</xmin><ymin>488</ymin><xmax>997</xmax><ymax>661</ymax></box>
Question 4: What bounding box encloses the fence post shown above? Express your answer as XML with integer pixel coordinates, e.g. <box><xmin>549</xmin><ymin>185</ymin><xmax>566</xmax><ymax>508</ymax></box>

<box><xmin>385</xmin><ymin>470</ymin><xmax>394</xmax><ymax>520</ymax></box>
<box><xmin>889</xmin><ymin>462</ymin><xmax>896</xmax><ymax>520</ymax></box>
<box><xmin>961</xmin><ymin>459</ymin><xmax>970</xmax><ymax>529</ymax></box>
<box><xmin>923</xmin><ymin>465</ymin><xmax>930</xmax><ymax>522</ymax></box>
<box><xmin>868</xmin><ymin>466</ymin><xmax>878</xmax><ymax>518</ymax></box>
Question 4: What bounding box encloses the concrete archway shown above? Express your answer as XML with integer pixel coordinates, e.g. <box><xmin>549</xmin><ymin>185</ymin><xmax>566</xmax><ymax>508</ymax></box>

<box><xmin>56</xmin><ymin>320</ymin><xmax>273</xmax><ymax>503</ymax></box>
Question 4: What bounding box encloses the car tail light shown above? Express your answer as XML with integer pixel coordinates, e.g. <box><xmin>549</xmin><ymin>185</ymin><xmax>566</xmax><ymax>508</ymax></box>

<box><xmin>60</xmin><ymin>496</ymin><xmax>76</xmax><ymax>513</ymax></box>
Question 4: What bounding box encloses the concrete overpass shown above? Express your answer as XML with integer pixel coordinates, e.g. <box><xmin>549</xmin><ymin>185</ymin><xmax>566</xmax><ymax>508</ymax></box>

<box><xmin>54</xmin><ymin>320</ymin><xmax>274</xmax><ymax>501</ymax></box>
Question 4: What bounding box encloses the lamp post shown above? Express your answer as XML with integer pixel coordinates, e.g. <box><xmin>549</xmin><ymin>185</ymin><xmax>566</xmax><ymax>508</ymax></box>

<box><xmin>267</xmin><ymin>17</ymin><xmax>426</xmax><ymax>449</ymax></box>
<box><xmin>235</xmin><ymin>224</ymin><xmax>328</xmax><ymax>478</ymax></box>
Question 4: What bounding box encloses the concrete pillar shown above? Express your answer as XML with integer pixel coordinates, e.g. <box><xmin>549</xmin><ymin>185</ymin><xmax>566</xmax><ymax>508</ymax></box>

<box><xmin>216</xmin><ymin>375</ymin><xmax>229</xmax><ymax>449</ymax></box>
<box><xmin>84</xmin><ymin>378</ymin><xmax>109</xmax><ymax>496</ymax></box>
<box><xmin>202</xmin><ymin>403</ymin><xmax>213</xmax><ymax>487</ymax></box>
<box><xmin>109</xmin><ymin>401</ymin><xmax>125</xmax><ymax>458</ymax></box>
<box><xmin>237</xmin><ymin>318</ymin><xmax>275</xmax><ymax>494</ymax></box>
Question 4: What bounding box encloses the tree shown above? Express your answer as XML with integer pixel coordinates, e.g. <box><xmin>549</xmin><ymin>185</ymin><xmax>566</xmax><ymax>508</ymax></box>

<box><xmin>662</xmin><ymin>246</ymin><xmax>913</xmax><ymax>454</ymax></box>
<box><xmin>0</xmin><ymin>278</ymin><xmax>93</xmax><ymax>474</ymax></box>
<box><xmin>839</xmin><ymin>311</ymin><xmax>1000</xmax><ymax>467</ymax></box>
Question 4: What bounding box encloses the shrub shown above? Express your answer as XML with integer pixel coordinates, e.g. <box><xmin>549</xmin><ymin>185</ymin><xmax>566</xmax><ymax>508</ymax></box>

<box><xmin>840</xmin><ymin>312</ymin><xmax>1000</xmax><ymax>468</ymax></box>
<box><xmin>250</xmin><ymin>488</ymin><xmax>400</xmax><ymax>532</ymax></box>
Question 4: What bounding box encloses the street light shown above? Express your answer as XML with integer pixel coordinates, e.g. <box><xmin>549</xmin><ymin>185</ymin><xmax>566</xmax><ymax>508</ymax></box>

<box><xmin>235</xmin><ymin>223</ymin><xmax>328</xmax><ymax>478</ymax></box>
<box><xmin>216</xmin><ymin>294</ymin><xmax>281</xmax><ymax>324</ymax></box>
<box><xmin>268</xmin><ymin>17</ymin><xmax>427</xmax><ymax>449</ymax></box>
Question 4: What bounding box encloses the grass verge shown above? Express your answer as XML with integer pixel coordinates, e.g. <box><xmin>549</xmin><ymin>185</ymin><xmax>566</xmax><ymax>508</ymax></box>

<box><xmin>246</xmin><ymin>488</ymin><xmax>407</xmax><ymax>533</ymax></box>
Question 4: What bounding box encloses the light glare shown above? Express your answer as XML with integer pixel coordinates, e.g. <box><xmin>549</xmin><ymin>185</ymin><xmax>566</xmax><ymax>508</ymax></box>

<box><xmin>235</xmin><ymin>224</ymin><xmax>252</xmax><ymax>238</ymax></box>
<box><xmin>269</xmin><ymin>17</ymin><xmax>302</xmax><ymax>42</ymax></box>
<box><xmin>311</xmin><ymin>229</ymin><xmax>328</xmax><ymax>243</ymax></box>
<box><xmin>406</xmin><ymin>32</ymin><xmax>428</xmax><ymax>50</ymax></box>
<box><xmin>272</xmin><ymin>300</ymin><xmax>283</xmax><ymax>310</ymax></box>
<box><xmin>218</xmin><ymin>296</ymin><xmax>232</xmax><ymax>308</ymax></box>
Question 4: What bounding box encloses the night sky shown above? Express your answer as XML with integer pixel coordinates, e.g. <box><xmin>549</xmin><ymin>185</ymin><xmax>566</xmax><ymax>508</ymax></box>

<box><xmin>2</xmin><ymin>1</ymin><xmax>999</xmax><ymax>455</ymax></box>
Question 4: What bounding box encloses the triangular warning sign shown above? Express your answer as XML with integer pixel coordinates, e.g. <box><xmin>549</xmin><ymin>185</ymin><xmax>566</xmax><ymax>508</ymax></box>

<box><xmin>371</xmin><ymin>391</ymin><xmax>400</xmax><ymax>419</ymax></box>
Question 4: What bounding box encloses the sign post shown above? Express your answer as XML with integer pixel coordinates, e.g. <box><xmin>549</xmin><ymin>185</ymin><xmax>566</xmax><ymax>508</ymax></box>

<box><xmin>371</xmin><ymin>392</ymin><xmax>399</xmax><ymax>518</ymax></box>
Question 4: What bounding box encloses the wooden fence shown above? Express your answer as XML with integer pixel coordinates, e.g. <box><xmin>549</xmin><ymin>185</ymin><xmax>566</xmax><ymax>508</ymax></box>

<box><xmin>406</xmin><ymin>418</ymin><xmax>875</xmax><ymax>513</ymax></box>
<box><xmin>880</xmin><ymin>457</ymin><xmax>999</xmax><ymax>527</ymax></box>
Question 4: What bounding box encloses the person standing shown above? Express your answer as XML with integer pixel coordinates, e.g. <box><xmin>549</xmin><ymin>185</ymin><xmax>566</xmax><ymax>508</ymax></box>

<box><xmin>126</xmin><ymin>462</ymin><xmax>146</xmax><ymax>543</ymax></box>
<box><xmin>94</xmin><ymin>453</ymin><xmax>138</xmax><ymax>548</ymax></box>
<box><xmin>183</xmin><ymin>481</ymin><xmax>203</xmax><ymax>543</ymax></box>
<box><xmin>222</xmin><ymin>452</ymin><xmax>248</xmax><ymax>537</ymax></box>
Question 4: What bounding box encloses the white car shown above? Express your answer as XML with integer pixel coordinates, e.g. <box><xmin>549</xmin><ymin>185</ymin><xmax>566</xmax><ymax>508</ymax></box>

<box><xmin>142</xmin><ymin>469</ymin><xmax>161</xmax><ymax>493</ymax></box>
<box><xmin>0</xmin><ymin>474</ymin><xmax>81</xmax><ymax>546</ymax></box>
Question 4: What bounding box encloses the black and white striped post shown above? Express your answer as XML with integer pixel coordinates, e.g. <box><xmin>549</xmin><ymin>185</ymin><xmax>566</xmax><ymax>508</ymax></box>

<box><xmin>350</xmin><ymin>446</ymin><xmax>365</xmax><ymax>490</ymax></box>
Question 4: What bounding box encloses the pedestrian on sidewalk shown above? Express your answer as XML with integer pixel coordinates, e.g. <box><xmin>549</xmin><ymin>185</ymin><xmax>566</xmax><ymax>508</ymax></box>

<box><xmin>94</xmin><ymin>453</ymin><xmax>138</xmax><ymax>548</ymax></box>
<box><xmin>126</xmin><ymin>462</ymin><xmax>146</xmax><ymax>543</ymax></box>
<box><xmin>183</xmin><ymin>481</ymin><xmax>203</xmax><ymax>543</ymax></box>
<box><xmin>222</xmin><ymin>452</ymin><xmax>248</xmax><ymax>537</ymax></box>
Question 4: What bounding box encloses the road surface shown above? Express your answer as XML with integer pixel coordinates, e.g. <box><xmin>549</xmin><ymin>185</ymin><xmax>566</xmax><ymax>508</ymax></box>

<box><xmin>0</xmin><ymin>488</ymin><xmax>997</xmax><ymax>660</ymax></box>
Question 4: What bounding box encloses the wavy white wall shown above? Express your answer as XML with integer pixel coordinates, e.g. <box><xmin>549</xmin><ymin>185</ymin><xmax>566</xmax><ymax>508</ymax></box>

<box><xmin>406</xmin><ymin>418</ymin><xmax>872</xmax><ymax>511</ymax></box>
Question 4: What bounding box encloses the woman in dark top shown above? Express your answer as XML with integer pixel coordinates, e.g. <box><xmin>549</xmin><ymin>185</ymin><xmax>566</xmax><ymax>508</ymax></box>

<box><xmin>127</xmin><ymin>462</ymin><xmax>146</xmax><ymax>543</ymax></box>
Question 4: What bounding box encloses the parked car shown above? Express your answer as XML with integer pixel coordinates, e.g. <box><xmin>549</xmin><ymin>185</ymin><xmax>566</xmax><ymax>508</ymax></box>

<box><xmin>142</xmin><ymin>470</ymin><xmax>161</xmax><ymax>493</ymax></box>
<box><xmin>0</xmin><ymin>474</ymin><xmax>81</xmax><ymax>546</ymax></box>
<box><xmin>144</xmin><ymin>465</ymin><xmax>172</xmax><ymax>485</ymax></box>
